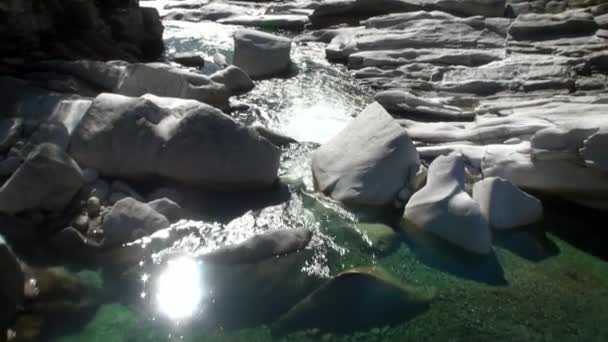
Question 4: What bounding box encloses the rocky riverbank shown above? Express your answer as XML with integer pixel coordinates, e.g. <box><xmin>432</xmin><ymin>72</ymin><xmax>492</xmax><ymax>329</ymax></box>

<box><xmin>1</xmin><ymin>0</ymin><xmax>608</xmax><ymax>340</ymax></box>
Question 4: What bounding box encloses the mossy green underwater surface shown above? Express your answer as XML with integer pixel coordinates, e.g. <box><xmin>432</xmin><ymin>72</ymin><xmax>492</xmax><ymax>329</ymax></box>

<box><xmin>51</xmin><ymin>213</ymin><xmax>608</xmax><ymax>342</ymax></box>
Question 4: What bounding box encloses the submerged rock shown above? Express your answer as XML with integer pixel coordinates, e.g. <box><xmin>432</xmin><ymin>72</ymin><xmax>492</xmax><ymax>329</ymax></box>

<box><xmin>202</xmin><ymin>228</ymin><xmax>312</xmax><ymax>264</ymax></box>
<box><xmin>473</xmin><ymin>177</ymin><xmax>543</xmax><ymax>230</ymax></box>
<box><xmin>403</xmin><ymin>153</ymin><xmax>492</xmax><ymax>254</ymax></box>
<box><xmin>233</xmin><ymin>29</ymin><xmax>293</xmax><ymax>79</ymax></box>
<box><xmin>101</xmin><ymin>198</ymin><xmax>170</xmax><ymax>248</ymax></box>
<box><xmin>0</xmin><ymin>235</ymin><xmax>24</xmax><ymax>334</ymax></box>
<box><xmin>0</xmin><ymin>143</ymin><xmax>83</xmax><ymax>215</ymax></box>
<box><xmin>356</xmin><ymin>223</ymin><xmax>401</xmax><ymax>255</ymax></box>
<box><xmin>312</xmin><ymin>102</ymin><xmax>420</xmax><ymax>206</ymax></box>
<box><xmin>69</xmin><ymin>93</ymin><xmax>281</xmax><ymax>191</ymax></box>
<box><xmin>272</xmin><ymin>267</ymin><xmax>432</xmax><ymax>335</ymax></box>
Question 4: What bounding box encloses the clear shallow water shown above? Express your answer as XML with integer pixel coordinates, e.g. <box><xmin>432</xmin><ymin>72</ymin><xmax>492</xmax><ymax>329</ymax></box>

<box><xmin>26</xmin><ymin>5</ymin><xmax>608</xmax><ymax>342</ymax></box>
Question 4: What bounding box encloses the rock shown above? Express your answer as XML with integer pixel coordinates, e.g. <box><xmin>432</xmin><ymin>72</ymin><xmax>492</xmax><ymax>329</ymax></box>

<box><xmin>218</xmin><ymin>14</ymin><xmax>309</xmax><ymax>31</ymax></box>
<box><xmin>0</xmin><ymin>157</ymin><xmax>21</xmax><ymax>177</ymax></box>
<box><xmin>114</xmin><ymin>63</ymin><xmax>231</xmax><ymax>110</ymax></box>
<box><xmin>86</xmin><ymin>196</ymin><xmax>102</xmax><ymax>218</ymax></box>
<box><xmin>233</xmin><ymin>29</ymin><xmax>293</xmax><ymax>79</ymax></box>
<box><xmin>50</xmin><ymin>227</ymin><xmax>101</xmax><ymax>256</ymax></box>
<box><xmin>147</xmin><ymin>198</ymin><xmax>182</xmax><ymax>223</ymax></box>
<box><xmin>69</xmin><ymin>93</ymin><xmax>281</xmax><ymax>190</ymax></box>
<box><xmin>0</xmin><ymin>118</ymin><xmax>23</xmax><ymax>152</ymax></box>
<box><xmin>170</xmin><ymin>52</ymin><xmax>205</xmax><ymax>68</ymax></box>
<box><xmin>433</xmin><ymin>0</ymin><xmax>506</xmax><ymax>18</ymax></box>
<box><xmin>596</xmin><ymin>13</ymin><xmax>608</xmax><ymax>29</ymax></box>
<box><xmin>23</xmin><ymin>122</ymin><xmax>70</xmax><ymax>155</ymax></box>
<box><xmin>356</xmin><ymin>223</ymin><xmax>400</xmax><ymax>254</ymax></box>
<box><xmin>0</xmin><ymin>143</ymin><xmax>84</xmax><ymax>215</ymax></box>
<box><xmin>375</xmin><ymin>90</ymin><xmax>475</xmax><ymax>121</ymax></box>
<box><xmin>472</xmin><ymin>177</ymin><xmax>543</xmax><ymax>230</ymax></box>
<box><xmin>0</xmin><ymin>235</ymin><xmax>24</xmax><ymax>333</ymax></box>
<box><xmin>309</xmin><ymin>0</ymin><xmax>423</xmax><ymax>28</ymax></box>
<box><xmin>253</xmin><ymin>126</ymin><xmax>298</xmax><ymax>147</ymax></box>
<box><xmin>362</xmin><ymin>11</ymin><xmax>458</xmax><ymax>29</ymax></box>
<box><xmin>72</xmin><ymin>214</ymin><xmax>90</xmax><ymax>233</ymax></box>
<box><xmin>210</xmin><ymin>65</ymin><xmax>255</xmax><ymax>96</ymax></box>
<box><xmin>81</xmin><ymin>168</ymin><xmax>99</xmax><ymax>184</ymax></box>
<box><xmin>272</xmin><ymin>267</ymin><xmax>432</xmax><ymax>334</ymax></box>
<box><xmin>101</xmin><ymin>198</ymin><xmax>170</xmax><ymax>248</ymax></box>
<box><xmin>0</xmin><ymin>0</ymin><xmax>164</xmax><ymax>61</ymax></box>
<box><xmin>85</xmin><ymin>179</ymin><xmax>110</xmax><ymax>203</ymax></box>
<box><xmin>202</xmin><ymin>228</ymin><xmax>313</xmax><ymax>264</ymax></box>
<box><xmin>312</xmin><ymin>102</ymin><xmax>420</xmax><ymax>206</ymax></box>
<box><xmin>509</xmin><ymin>12</ymin><xmax>598</xmax><ymax>40</ymax></box>
<box><xmin>403</xmin><ymin>153</ymin><xmax>492</xmax><ymax>254</ymax></box>
<box><xmin>213</xmin><ymin>53</ymin><xmax>229</xmax><ymax>68</ymax></box>
<box><xmin>581</xmin><ymin>129</ymin><xmax>608</xmax><ymax>172</ymax></box>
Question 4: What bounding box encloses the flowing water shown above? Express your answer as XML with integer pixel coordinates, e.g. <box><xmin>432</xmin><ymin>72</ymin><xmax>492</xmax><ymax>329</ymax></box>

<box><xmin>30</xmin><ymin>5</ymin><xmax>608</xmax><ymax>342</ymax></box>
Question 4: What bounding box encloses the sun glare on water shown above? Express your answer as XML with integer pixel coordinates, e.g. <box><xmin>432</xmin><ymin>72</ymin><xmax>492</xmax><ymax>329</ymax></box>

<box><xmin>156</xmin><ymin>257</ymin><xmax>204</xmax><ymax>320</ymax></box>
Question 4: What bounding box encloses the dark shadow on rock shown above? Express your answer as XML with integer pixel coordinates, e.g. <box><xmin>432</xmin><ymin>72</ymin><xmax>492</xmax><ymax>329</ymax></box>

<box><xmin>537</xmin><ymin>194</ymin><xmax>608</xmax><ymax>262</ymax></box>
<box><xmin>493</xmin><ymin>225</ymin><xmax>560</xmax><ymax>262</ymax></box>
<box><xmin>400</xmin><ymin>222</ymin><xmax>507</xmax><ymax>286</ymax></box>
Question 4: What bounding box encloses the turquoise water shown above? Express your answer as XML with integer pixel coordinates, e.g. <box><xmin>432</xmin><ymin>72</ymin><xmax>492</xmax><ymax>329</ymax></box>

<box><xmin>15</xmin><ymin>13</ymin><xmax>608</xmax><ymax>342</ymax></box>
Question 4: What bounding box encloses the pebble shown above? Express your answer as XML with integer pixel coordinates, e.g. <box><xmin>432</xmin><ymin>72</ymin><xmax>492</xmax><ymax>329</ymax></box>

<box><xmin>86</xmin><ymin>196</ymin><xmax>101</xmax><ymax>217</ymax></box>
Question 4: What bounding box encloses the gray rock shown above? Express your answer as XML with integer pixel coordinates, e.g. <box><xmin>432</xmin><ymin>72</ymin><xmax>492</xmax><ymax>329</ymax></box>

<box><xmin>23</xmin><ymin>121</ymin><xmax>70</xmax><ymax>155</ymax></box>
<box><xmin>0</xmin><ymin>143</ymin><xmax>84</xmax><ymax>215</ymax></box>
<box><xmin>473</xmin><ymin>177</ymin><xmax>543</xmax><ymax>230</ymax></box>
<box><xmin>69</xmin><ymin>93</ymin><xmax>281</xmax><ymax>191</ymax></box>
<box><xmin>434</xmin><ymin>0</ymin><xmax>506</xmax><ymax>18</ymax></box>
<box><xmin>219</xmin><ymin>14</ymin><xmax>309</xmax><ymax>31</ymax></box>
<box><xmin>210</xmin><ymin>65</ymin><xmax>255</xmax><ymax>96</ymax></box>
<box><xmin>0</xmin><ymin>157</ymin><xmax>21</xmax><ymax>177</ymax></box>
<box><xmin>403</xmin><ymin>153</ymin><xmax>492</xmax><ymax>254</ymax></box>
<box><xmin>310</xmin><ymin>0</ymin><xmax>423</xmax><ymax>27</ymax></box>
<box><xmin>509</xmin><ymin>11</ymin><xmax>598</xmax><ymax>40</ymax></box>
<box><xmin>115</xmin><ymin>63</ymin><xmax>231</xmax><ymax>110</ymax></box>
<box><xmin>0</xmin><ymin>118</ymin><xmax>23</xmax><ymax>152</ymax></box>
<box><xmin>581</xmin><ymin>128</ymin><xmax>608</xmax><ymax>172</ymax></box>
<box><xmin>86</xmin><ymin>196</ymin><xmax>102</xmax><ymax>218</ymax></box>
<box><xmin>111</xmin><ymin>180</ymin><xmax>144</xmax><ymax>202</ymax></box>
<box><xmin>202</xmin><ymin>228</ymin><xmax>312</xmax><ymax>264</ymax></box>
<box><xmin>171</xmin><ymin>52</ymin><xmax>205</xmax><ymax>67</ymax></box>
<box><xmin>233</xmin><ymin>29</ymin><xmax>293</xmax><ymax>79</ymax></box>
<box><xmin>147</xmin><ymin>198</ymin><xmax>183</xmax><ymax>223</ymax></box>
<box><xmin>101</xmin><ymin>197</ymin><xmax>170</xmax><ymax>248</ymax></box>
<box><xmin>312</xmin><ymin>102</ymin><xmax>420</xmax><ymax>206</ymax></box>
<box><xmin>375</xmin><ymin>90</ymin><xmax>475</xmax><ymax>121</ymax></box>
<box><xmin>362</xmin><ymin>11</ymin><xmax>457</xmax><ymax>29</ymax></box>
<box><xmin>253</xmin><ymin>126</ymin><xmax>298</xmax><ymax>147</ymax></box>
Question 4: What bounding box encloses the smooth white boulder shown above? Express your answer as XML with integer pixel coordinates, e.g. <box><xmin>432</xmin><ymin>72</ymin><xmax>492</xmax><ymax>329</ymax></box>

<box><xmin>403</xmin><ymin>153</ymin><xmax>492</xmax><ymax>254</ymax></box>
<box><xmin>312</xmin><ymin>102</ymin><xmax>420</xmax><ymax>206</ymax></box>
<box><xmin>233</xmin><ymin>29</ymin><xmax>292</xmax><ymax>79</ymax></box>
<box><xmin>69</xmin><ymin>93</ymin><xmax>281</xmax><ymax>190</ymax></box>
<box><xmin>472</xmin><ymin>177</ymin><xmax>543</xmax><ymax>230</ymax></box>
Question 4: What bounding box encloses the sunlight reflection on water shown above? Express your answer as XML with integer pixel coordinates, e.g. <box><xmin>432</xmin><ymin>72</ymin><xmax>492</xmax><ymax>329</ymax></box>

<box><xmin>156</xmin><ymin>257</ymin><xmax>204</xmax><ymax>320</ymax></box>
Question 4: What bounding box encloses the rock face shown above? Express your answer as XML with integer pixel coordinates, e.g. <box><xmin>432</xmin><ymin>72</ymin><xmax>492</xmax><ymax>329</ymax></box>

<box><xmin>233</xmin><ymin>29</ymin><xmax>293</xmax><ymax>79</ymax></box>
<box><xmin>0</xmin><ymin>143</ymin><xmax>83</xmax><ymax>214</ymax></box>
<box><xmin>101</xmin><ymin>197</ymin><xmax>170</xmax><ymax>248</ymax></box>
<box><xmin>472</xmin><ymin>177</ymin><xmax>543</xmax><ymax>230</ymax></box>
<box><xmin>312</xmin><ymin>102</ymin><xmax>420</xmax><ymax>206</ymax></box>
<box><xmin>69</xmin><ymin>93</ymin><xmax>281</xmax><ymax>190</ymax></box>
<box><xmin>0</xmin><ymin>0</ymin><xmax>164</xmax><ymax>61</ymax></box>
<box><xmin>403</xmin><ymin>153</ymin><xmax>492</xmax><ymax>254</ymax></box>
<box><xmin>509</xmin><ymin>11</ymin><xmax>598</xmax><ymax>40</ymax></box>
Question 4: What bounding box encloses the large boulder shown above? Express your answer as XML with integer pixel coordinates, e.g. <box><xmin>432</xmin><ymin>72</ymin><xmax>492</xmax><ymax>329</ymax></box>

<box><xmin>69</xmin><ymin>93</ymin><xmax>281</xmax><ymax>190</ymax></box>
<box><xmin>115</xmin><ymin>63</ymin><xmax>231</xmax><ymax>110</ymax></box>
<box><xmin>0</xmin><ymin>143</ymin><xmax>84</xmax><ymax>214</ymax></box>
<box><xmin>233</xmin><ymin>29</ymin><xmax>293</xmax><ymax>79</ymax></box>
<box><xmin>403</xmin><ymin>153</ymin><xmax>492</xmax><ymax>254</ymax></box>
<box><xmin>101</xmin><ymin>197</ymin><xmax>170</xmax><ymax>248</ymax></box>
<box><xmin>472</xmin><ymin>177</ymin><xmax>543</xmax><ymax>230</ymax></box>
<box><xmin>312</xmin><ymin>102</ymin><xmax>420</xmax><ymax>206</ymax></box>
